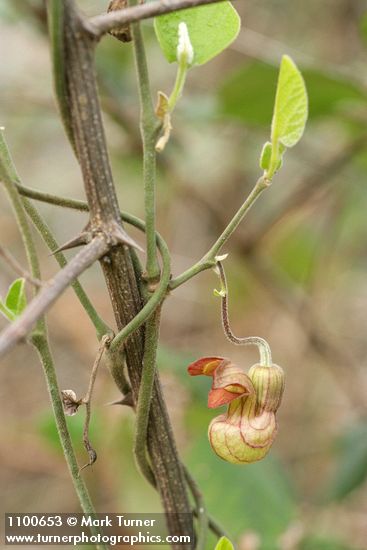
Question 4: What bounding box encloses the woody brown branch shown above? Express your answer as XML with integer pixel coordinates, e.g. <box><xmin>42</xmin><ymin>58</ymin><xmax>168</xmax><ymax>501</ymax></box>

<box><xmin>56</xmin><ymin>0</ymin><xmax>193</xmax><ymax>543</ymax></box>
<box><xmin>89</xmin><ymin>0</ymin><xmax>231</xmax><ymax>39</ymax></box>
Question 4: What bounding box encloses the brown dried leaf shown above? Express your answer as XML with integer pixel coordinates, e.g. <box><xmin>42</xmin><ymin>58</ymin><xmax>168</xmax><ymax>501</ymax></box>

<box><xmin>107</xmin><ymin>0</ymin><xmax>132</xmax><ymax>43</ymax></box>
<box><xmin>61</xmin><ymin>389</ymin><xmax>82</xmax><ymax>416</ymax></box>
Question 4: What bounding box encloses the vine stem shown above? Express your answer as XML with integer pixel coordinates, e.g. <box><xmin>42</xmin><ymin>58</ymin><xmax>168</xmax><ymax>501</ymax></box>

<box><xmin>14</xmin><ymin>182</ymin><xmax>227</xmax><ymax>542</ymax></box>
<box><xmin>133</xmin><ymin>309</ymin><xmax>161</xmax><ymax>486</ymax></box>
<box><xmin>109</xmin><ymin>230</ymin><xmax>171</xmax><ymax>353</ymax></box>
<box><xmin>170</xmin><ymin>175</ymin><xmax>271</xmax><ymax>289</ymax></box>
<box><xmin>216</xmin><ymin>260</ymin><xmax>272</xmax><ymax>366</ymax></box>
<box><xmin>130</xmin><ymin>0</ymin><xmax>161</xmax><ymax>283</ymax></box>
<box><xmin>14</xmin><ymin>182</ymin><xmax>230</xmax><ymax>541</ymax></box>
<box><xmin>0</xmin><ymin>131</ymin><xmax>43</xmax><ymax>331</ymax></box>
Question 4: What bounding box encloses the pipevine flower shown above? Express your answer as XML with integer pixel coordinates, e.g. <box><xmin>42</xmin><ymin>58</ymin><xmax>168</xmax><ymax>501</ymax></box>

<box><xmin>188</xmin><ymin>356</ymin><xmax>285</xmax><ymax>464</ymax></box>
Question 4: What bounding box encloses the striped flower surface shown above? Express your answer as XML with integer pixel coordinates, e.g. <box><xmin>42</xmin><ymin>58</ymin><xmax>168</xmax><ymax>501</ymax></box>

<box><xmin>188</xmin><ymin>357</ymin><xmax>285</xmax><ymax>464</ymax></box>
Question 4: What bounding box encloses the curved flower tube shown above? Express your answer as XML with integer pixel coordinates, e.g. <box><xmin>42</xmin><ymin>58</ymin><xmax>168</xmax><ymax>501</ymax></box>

<box><xmin>188</xmin><ymin>357</ymin><xmax>285</xmax><ymax>464</ymax></box>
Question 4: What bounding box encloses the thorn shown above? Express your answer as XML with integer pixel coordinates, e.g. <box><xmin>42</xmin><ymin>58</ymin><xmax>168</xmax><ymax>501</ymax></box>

<box><xmin>51</xmin><ymin>232</ymin><xmax>89</xmax><ymax>255</ymax></box>
<box><xmin>106</xmin><ymin>392</ymin><xmax>134</xmax><ymax>408</ymax></box>
<box><xmin>113</xmin><ymin>226</ymin><xmax>144</xmax><ymax>252</ymax></box>
<box><xmin>215</xmin><ymin>253</ymin><xmax>229</xmax><ymax>262</ymax></box>
<box><xmin>79</xmin><ymin>447</ymin><xmax>97</xmax><ymax>473</ymax></box>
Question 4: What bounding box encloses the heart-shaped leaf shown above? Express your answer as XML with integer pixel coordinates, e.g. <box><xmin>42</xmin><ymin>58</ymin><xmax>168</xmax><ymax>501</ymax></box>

<box><xmin>154</xmin><ymin>2</ymin><xmax>240</xmax><ymax>66</ymax></box>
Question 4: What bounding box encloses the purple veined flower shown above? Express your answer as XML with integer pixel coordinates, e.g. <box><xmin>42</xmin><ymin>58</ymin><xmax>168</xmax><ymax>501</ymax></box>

<box><xmin>188</xmin><ymin>356</ymin><xmax>285</xmax><ymax>464</ymax></box>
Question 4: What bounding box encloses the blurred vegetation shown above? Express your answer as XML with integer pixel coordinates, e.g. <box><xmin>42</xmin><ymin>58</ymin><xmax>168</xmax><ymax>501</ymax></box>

<box><xmin>1</xmin><ymin>1</ymin><xmax>367</xmax><ymax>549</ymax></box>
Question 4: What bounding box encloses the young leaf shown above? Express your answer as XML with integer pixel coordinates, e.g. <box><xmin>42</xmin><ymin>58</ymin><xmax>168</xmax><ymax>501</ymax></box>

<box><xmin>4</xmin><ymin>278</ymin><xmax>27</xmax><ymax>319</ymax></box>
<box><xmin>259</xmin><ymin>142</ymin><xmax>284</xmax><ymax>173</ymax></box>
<box><xmin>271</xmin><ymin>55</ymin><xmax>308</xmax><ymax>149</ymax></box>
<box><xmin>215</xmin><ymin>537</ymin><xmax>234</xmax><ymax>550</ymax></box>
<box><xmin>154</xmin><ymin>2</ymin><xmax>240</xmax><ymax>66</ymax></box>
<box><xmin>259</xmin><ymin>142</ymin><xmax>272</xmax><ymax>171</ymax></box>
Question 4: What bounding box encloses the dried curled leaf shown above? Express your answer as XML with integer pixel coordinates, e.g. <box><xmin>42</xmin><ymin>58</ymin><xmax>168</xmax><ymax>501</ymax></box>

<box><xmin>155</xmin><ymin>91</ymin><xmax>172</xmax><ymax>153</ymax></box>
<box><xmin>61</xmin><ymin>389</ymin><xmax>82</xmax><ymax>416</ymax></box>
<box><xmin>107</xmin><ymin>0</ymin><xmax>132</xmax><ymax>43</ymax></box>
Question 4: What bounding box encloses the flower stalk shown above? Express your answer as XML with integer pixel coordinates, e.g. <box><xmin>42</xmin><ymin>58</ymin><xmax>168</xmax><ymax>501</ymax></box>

<box><xmin>216</xmin><ymin>259</ymin><xmax>272</xmax><ymax>366</ymax></box>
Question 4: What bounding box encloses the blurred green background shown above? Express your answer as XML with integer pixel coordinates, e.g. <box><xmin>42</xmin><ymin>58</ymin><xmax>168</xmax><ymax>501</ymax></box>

<box><xmin>1</xmin><ymin>1</ymin><xmax>367</xmax><ymax>549</ymax></box>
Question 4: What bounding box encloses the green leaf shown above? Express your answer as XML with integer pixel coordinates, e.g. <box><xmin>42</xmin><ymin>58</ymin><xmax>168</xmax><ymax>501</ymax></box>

<box><xmin>0</xmin><ymin>278</ymin><xmax>27</xmax><ymax>321</ymax></box>
<box><xmin>5</xmin><ymin>278</ymin><xmax>27</xmax><ymax>317</ymax></box>
<box><xmin>215</xmin><ymin>537</ymin><xmax>234</xmax><ymax>550</ymax></box>
<box><xmin>327</xmin><ymin>421</ymin><xmax>367</xmax><ymax>500</ymax></box>
<box><xmin>271</xmin><ymin>55</ymin><xmax>308</xmax><ymax>149</ymax></box>
<box><xmin>154</xmin><ymin>2</ymin><xmax>240</xmax><ymax>66</ymax></box>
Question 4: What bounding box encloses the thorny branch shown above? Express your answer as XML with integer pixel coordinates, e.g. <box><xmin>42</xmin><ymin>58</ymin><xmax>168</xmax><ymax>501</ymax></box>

<box><xmin>49</xmin><ymin>0</ymin><xmax>194</xmax><ymax>543</ymax></box>
<box><xmin>0</xmin><ymin>236</ymin><xmax>109</xmax><ymax>358</ymax></box>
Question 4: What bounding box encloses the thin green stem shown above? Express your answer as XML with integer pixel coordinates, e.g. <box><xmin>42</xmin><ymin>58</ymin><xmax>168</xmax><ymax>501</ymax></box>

<box><xmin>31</xmin><ymin>334</ymin><xmax>107</xmax><ymax>550</ymax></box>
<box><xmin>217</xmin><ymin>260</ymin><xmax>272</xmax><ymax>366</ymax></box>
<box><xmin>0</xmin><ymin>132</ymin><xmax>43</xmax><ymax>332</ymax></box>
<box><xmin>170</xmin><ymin>175</ymin><xmax>271</xmax><ymax>290</ymax></box>
<box><xmin>0</xmin><ymin>137</ymin><xmax>110</xmax><ymax>339</ymax></box>
<box><xmin>168</xmin><ymin>60</ymin><xmax>189</xmax><ymax>112</ymax></box>
<box><xmin>130</xmin><ymin>0</ymin><xmax>160</xmax><ymax>282</ymax></box>
<box><xmin>16</xmin><ymin>182</ymin><xmax>88</xmax><ymax>210</ymax></box>
<box><xmin>109</xmin><ymin>231</ymin><xmax>171</xmax><ymax>353</ymax></box>
<box><xmin>0</xmin><ymin>132</ymin><xmax>105</xmax><ymax>549</ymax></box>
<box><xmin>133</xmin><ymin>309</ymin><xmax>161</xmax><ymax>486</ymax></box>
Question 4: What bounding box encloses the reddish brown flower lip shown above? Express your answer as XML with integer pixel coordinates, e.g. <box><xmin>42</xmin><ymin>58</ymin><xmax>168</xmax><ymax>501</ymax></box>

<box><xmin>187</xmin><ymin>356</ymin><xmax>228</xmax><ymax>376</ymax></box>
<box><xmin>208</xmin><ymin>387</ymin><xmax>244</xmax><ymax>408</ymax></box>
<box><xmin>188</xmin><ymin>356</ymin><xmax>255</xmax><ymax>408</ymax></box>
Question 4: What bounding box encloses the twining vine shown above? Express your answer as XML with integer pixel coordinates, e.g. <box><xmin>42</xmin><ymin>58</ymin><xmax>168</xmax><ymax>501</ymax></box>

<box><xmin>0</xmin><ymin>1</ymin><xmax>308</xmax><ymax>549</ymax></box>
